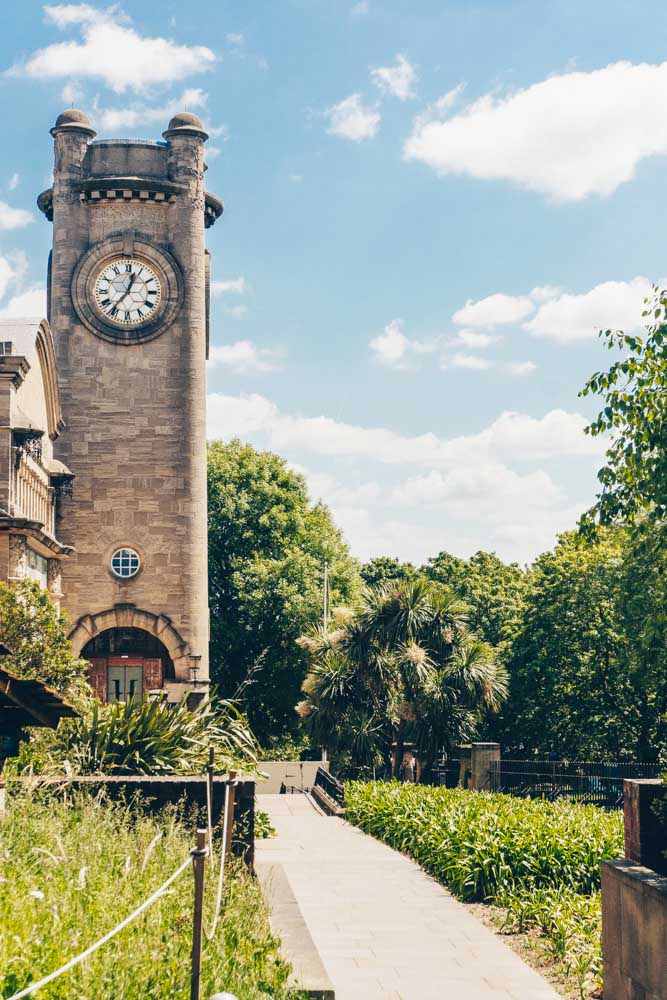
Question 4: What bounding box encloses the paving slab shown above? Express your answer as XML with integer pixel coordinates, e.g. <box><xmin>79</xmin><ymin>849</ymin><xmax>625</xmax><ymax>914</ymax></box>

<box><xmin>256</xmin><ymin>794</ymin><xmax>561</xmax><ymax>1000</ymax></box>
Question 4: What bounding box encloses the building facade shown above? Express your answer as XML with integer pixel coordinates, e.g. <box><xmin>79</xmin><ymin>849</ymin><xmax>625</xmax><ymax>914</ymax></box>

<box><xmin>0</xmin><ymin>109</ymin><xmax>221</xmax><ymax>704</ymax></box>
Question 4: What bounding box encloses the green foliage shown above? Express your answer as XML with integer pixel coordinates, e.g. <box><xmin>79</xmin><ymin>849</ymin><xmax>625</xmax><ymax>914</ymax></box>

<box><xmin>299</xmin><ymin>580</ymin><xmax>508</xmax><ymax>776</ymax></box>
<box><xmin>254</xmin><ymin>808</ymin><xmax>276</xmax><ymax>839</ymax></box>
<box><xmin>208</xmin><ymin>440</ymin><xmax>360</xmax><ymax>743</ymax></box>
<box><xmin>0</xmin><ymin>580</ymin><xmax>87</xmax><ymax>701</ymax></box>
<box><xmin>423</xmin><ymin>550</ymin><xmax>527</xmax><ymax>649</ymax></box>
<box><xmin>495</xmin><ymin>528</ymin><xmax>667</xmax><ymax>760</ymax></box>
<box><xmin>360</xmin><ymin>556</ymin><xmax>418</xmax><ymax>588</ymax></box>
<box><xmin>19</xmin><ymin>696</ymin><xmax>259</xmax><ymax>776</ymax></box>
<box><xmin>0</xmin><ymin>789</ymin><xmax>296</xmax><ymax>999</ymax></box>
<box><xmin>580</xmin><ymin>289</ymin><xmax>667</xmax><ymax>536</ymax></box>
<box><xmin>345</xmin><ymin>782</ymin><xmax>622</xmax><ymax>997</ymax></box>
<box><xmin>345</xmin><ymin>783</ymin><xmax>622</xmax><ymax>900</ymax></box>
<box><xmin>500</xmin><ymin>889</ymin><xmax>603</xmax><ymax>997</ymax></box>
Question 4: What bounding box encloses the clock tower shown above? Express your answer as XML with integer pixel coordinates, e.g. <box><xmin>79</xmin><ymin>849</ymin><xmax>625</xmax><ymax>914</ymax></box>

<box><xmin>39</xmin><ymin>108</ymin><xmax>222</xmax><ymax>702</ymax></box>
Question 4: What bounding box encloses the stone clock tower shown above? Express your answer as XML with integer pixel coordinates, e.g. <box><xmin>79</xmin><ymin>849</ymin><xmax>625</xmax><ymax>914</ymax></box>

<box><xmin>39</xmin><ymin>109</ymin><xmax>222</xmax><ymax>702</ymax></box>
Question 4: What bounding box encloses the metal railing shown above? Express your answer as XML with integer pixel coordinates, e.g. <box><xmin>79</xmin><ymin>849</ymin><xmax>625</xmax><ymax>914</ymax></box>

<box><xmin>315</xmin><ymin>765</ymin><xmax>345</xmax><ymax>805</ymax></box>
<box><xmin>490</xmin><ymin>759</ymin><xmax>662</xmax><ymax>809</ymax></box>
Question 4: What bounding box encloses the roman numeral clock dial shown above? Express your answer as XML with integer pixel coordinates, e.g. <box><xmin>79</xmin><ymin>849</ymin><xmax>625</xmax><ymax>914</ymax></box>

<box><xmin>93</xmin><ymin>258</ymin><xmax>162</xmax><ymax>327</ymax></box>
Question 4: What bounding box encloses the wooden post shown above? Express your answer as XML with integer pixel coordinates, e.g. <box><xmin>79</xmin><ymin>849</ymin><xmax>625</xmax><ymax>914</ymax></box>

<box><xmin>223</xmin><ymin>771</ymin><xmax>237</xmax><ymax>861</ymax></box>
<box><xmin>190</xmin><ymin>828</ymin><xmax>207</xmax><ymax>1000</ymax></box>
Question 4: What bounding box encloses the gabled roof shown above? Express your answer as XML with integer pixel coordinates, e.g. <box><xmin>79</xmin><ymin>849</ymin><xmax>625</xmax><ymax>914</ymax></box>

<box><xmin>0</xmin><ymin>664</ymin><xmax>79</xmax><ymax>729</ymax></box>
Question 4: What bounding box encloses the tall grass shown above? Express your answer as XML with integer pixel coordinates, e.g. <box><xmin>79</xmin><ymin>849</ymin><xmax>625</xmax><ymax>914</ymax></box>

<box><xmin>0</xmin><ymin>788</ymin><xmax>296</xmax><ymax>1000</ymax></box>
<box><xmin>345</xmin><ymin>782</ymin><xmax>624</xmax><ymax>997</ymax></box>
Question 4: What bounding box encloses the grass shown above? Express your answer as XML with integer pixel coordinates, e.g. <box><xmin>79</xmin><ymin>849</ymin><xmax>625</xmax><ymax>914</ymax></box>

<box><xmin>345</xmin><ymin>782</ymin><xmax>624</xmax><ymax>998</ymax></box>
<box><xmin>0</xmin><ymin>786</ymin><xmax>298</xmax><ymax>1000</ymax></box>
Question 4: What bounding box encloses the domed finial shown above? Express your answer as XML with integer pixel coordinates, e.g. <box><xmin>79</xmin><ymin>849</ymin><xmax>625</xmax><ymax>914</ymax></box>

<box><xmin>163</xmin><ymin>112</ymin><xmax>209</xmax><ymax>142</ymax></box>
<box><xmin>50</xmin><ymin>109</ymin><xmax>96</xmax><ymax>138</ymax></box>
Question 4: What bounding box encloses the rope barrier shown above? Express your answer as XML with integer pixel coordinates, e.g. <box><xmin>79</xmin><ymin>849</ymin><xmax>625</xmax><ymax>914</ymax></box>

<box><xmin>204</xmin><ymin>778</ymin><xmax>232</xmax><ymax>942</ymax></box>
<box><xmin>7</xmin><ymin>852</ymin><xmax>195</xmax><ymax>1000</ymax></box>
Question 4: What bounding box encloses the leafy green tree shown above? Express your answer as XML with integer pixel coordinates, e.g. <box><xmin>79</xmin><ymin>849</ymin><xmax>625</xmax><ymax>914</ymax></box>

<box><xmin>580</xmin><ymin>288</ymin><xmax>667</xmax><ymax>538</ymax></box>
<box><xmin>360</xmin><ymin>556</ymin><xmax>417</xmax><ymax>588</ymax></box>
<box><xmin>0</xmin><ymin>580</ymin><xmax>87</xmax><ymax>700</ymax></box>
<box><xmin>207</xmin><ymin>440</ymin><xmax>360</xmax><ymax>743</ymax></box>
<box><xmin>494</xmin><ymin>529</ymin><xmax>667</xmax><ymax>760</ymax></box>
<box><xmin>298</xmin><ymin>579</ymin><xmax>507</xmax><ymax>778</ymax></box>
<box><xmin>423</xmin><ymin>550</ymin><xmax>527</xmax><ymax>649</ymax></box>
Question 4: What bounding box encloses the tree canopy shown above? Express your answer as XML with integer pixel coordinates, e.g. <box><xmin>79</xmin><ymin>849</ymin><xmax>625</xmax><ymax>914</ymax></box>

<box><xmin>580</xmin><ymin>288</ymin><xmax>667</xmax><ymax>538</ymax></box>
<box><xmin>0</xmin><ymin>580</ymin><xmax>87</xmax><ymax>700</ymax></box>
<box><xmin>298</xmin><ymin>578</ymin><xmax>508</xmax><ymax>777</ymax></box>
<box><xmin>207</xmin><ymin>440</ymin><xmax>360</xmax><ymax>743</ymax></box>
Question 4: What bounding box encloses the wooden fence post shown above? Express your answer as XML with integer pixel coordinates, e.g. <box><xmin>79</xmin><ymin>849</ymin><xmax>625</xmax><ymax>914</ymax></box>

<box><xmin>223</xmin><ymin>771</ymin><xmax>237</xmax><ymax>861</ymax></box>
<box><xmin>190</xmin><ymin>828</ymin><xmax>207</xmax><ymax>1000</ymax></box>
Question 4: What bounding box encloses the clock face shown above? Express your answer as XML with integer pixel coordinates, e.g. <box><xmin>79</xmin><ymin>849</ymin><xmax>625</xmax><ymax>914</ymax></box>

<box><xmin>93</xmin><ymin>258</ymin><xmax>162</xmax><ymax>327</ymax></box>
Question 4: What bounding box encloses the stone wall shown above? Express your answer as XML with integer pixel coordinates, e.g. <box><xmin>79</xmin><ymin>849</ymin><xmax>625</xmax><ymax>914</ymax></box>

<box><xmin>602</xmin><ymin>860</ymin><xmax>667</xmax><ymax>1000</ymax></box>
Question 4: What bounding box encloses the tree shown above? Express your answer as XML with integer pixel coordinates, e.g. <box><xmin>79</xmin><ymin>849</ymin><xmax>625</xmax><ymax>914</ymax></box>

<box><xmin>494</xmin><ymin>529</ymin><xmax>667</xmax><ymax>761</ymax></box>
<box><xmin>298</xmin><ymin>579</ymin><xmax>508</xmax><ymax>778</ymax></box>
<box><xmin>207</xmin><ymin>440</ymin><xmax>360</xmax><ymax>743</ymax></box>
<box><xmin>360</xmin><ymin>557</ymin><xmax>417</xmax><ymax>588</ymax></box>
<box><xmin>0</xmin><ymin>580</ymin><xmax>87</xmax><ymax>700</ymax></box>
<box><xmin>423</xmin><ymin>550</ymin><xmax>527</xmax><ymax>649</ymax></box>
<box><xmin>580</xmin><ymin>289</ymin><xmax>667</xmax><ymax>539</ymax></box>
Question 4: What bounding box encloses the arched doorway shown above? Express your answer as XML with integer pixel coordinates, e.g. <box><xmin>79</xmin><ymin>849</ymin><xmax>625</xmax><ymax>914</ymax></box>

<box><xmin>81</xmin><ymin>628</ymin><xmax>175</xmax><ymax>704</ymax></box>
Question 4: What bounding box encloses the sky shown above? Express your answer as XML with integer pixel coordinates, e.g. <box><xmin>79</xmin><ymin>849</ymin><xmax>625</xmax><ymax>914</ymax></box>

<box><xmin>0</xmin><ymin>0</ymin><xmax>664</xmax><ymax>567</ymax></box>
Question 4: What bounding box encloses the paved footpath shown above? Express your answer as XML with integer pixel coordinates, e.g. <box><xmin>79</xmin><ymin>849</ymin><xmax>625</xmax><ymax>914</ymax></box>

<box><xmin>256</xmin><ymin>794</ymin><xmax>561</xmax><ymax>1000</ymax></box>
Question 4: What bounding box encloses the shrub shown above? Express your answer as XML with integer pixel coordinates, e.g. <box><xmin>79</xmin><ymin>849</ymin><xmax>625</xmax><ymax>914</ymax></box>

<box><xmin>345</xmin><ymin>783</ymin><xmax>623</xmax><ymax>901</ymax></box>
<box><xmin>18</xmin><ymin>696</ymin><xmax>259</xmax><ymax>776</ymax></box>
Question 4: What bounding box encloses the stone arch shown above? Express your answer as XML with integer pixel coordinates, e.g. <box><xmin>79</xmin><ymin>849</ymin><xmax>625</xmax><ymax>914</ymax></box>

<box><xmin>69</xmin><ymin>606</ymin><xmax>190</xmax><ymax>675</ymax></box>
<box><xmin>34</xmin><ymin>319</ymin><xmax>65</xmax><ymax>440</ymax></box>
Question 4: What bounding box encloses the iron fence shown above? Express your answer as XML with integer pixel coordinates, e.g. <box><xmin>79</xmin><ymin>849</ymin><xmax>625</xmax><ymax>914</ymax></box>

<box><xmin>490</xmin><ymin>759</ymin><xmax>662</xmax><ymax>809</ymax></box>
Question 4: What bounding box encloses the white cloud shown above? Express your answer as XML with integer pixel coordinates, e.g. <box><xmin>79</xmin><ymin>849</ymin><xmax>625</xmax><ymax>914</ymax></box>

<box><xmin>220</xmin><ymin>404</ymin><xmax>601</xmax><ymax>564</ymax></box>
<box><xmin>404</xmin><ymin>59</ymin><xmax>667</xmax><ymax>201</ymax></box>
<box><xmin>371</xmin><ymin>54</ymin><xmax>416</xmax><ymax>101</ymax></box>
<box><xmin>0</xmin><ymin>257</ymin><xmax>16</xmax><ymax>300</ymax></box>
<box><xmin>525</xmin><ymin>277</ymin><xmax>652</xmax><ymax>342</ymax></box>
<box><xmin>226</xmin><ymin>33</ymin><xmax>244</xmax><ymax>45</ymax></box>
<box><xmin>448</xmin><ymin>352</ymin><xmax>494</xmax><ymax>370</ymax></box>
<box><xmin>452</xmin><ymin>276</ymin><xmax>657</xmax><ymax>343</ymax></box>
<box><xmin>61</xmin><ymin>79</ymin><xmax>83</xmax><ymax>104</ymax></box>
<box><xmin>8</xmin><ymin>174</ymin><xmax>19</xmax><ymax>192</ymax></box>
<box><xmin>208</xmin><ymin>340</ymin><xmax>279</xmax><ymax>374</ymax></box>
<box><xmin>225</xmin><ymin>304</ymin><xmax>247</xmax><ymax>319</ymax></box>
<box><xmin>289</xmin><ymin>173</ymin><xmax>303</xmax><ymax>183</ymax></box>
<box><xmin>393</xmin><ymin>465</ymin><xmax>562</xmax><ymax>511</ymax></box>
<box><xmin>507</xmin><ymin>360</ymin><xmax>537</xmax><ymax>377</ymax></box>
<box><xmin>9</xmin><ymin>6</ymin><xmax>216</xmax><ymax>94</ymax></box>
<box><xmin>453</xmin><ymin>329</ymin><xmax>495</xmax><ymax>349</ymax></box>
<box><xmin>0</xmin><ymin>285</ymin><xmax>47</xmax><ymax>318</ymax></box>
<box><xmin>0</xmin><ymin>201</ymin><xmax>32</xmax><ymax>231</ymax></box>
<box><xmin>207</xmin><ymin>393</ymin><xmax>604</xmax><ymax>467</ymax></box>
<box><xmin>370</xmin><ymin>319</ymin><xmax>410</xmax><ymax>366</ymax></box>
<box><xmin>326</xmin><ymin>94</ymin><xmax>380</xmax><ymax>142</ymax></box>
<box><xmin>453</xmin><ymin>291</ymin><xmax>535</xmax><ymax>327</ymax></box>
<box><xmin>95</xmin><ymin>88</ymin><xmax>208</xmax><ymax>132</ymax></box>
<box><xmin>211</xmin><ymin>276</ymin><xmax>247</xmax><ymax>296</ymax></box>
<box><xmin>350</xmin><ymin>0</ymin><xmax>369</xmax><ymax>15</ymax></box>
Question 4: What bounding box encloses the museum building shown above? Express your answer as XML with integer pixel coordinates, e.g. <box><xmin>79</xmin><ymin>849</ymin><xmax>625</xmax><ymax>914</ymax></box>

<box><xmin>0</xmin><ymin>109</ymin><xmax>222</xmax><ymax>704</ymax></box>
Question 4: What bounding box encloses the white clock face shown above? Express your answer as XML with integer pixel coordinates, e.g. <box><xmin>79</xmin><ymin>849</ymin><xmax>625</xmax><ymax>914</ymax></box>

<box><xmin>93</xmin><ymin>258</ymin><xmax>162</xmax><ymax>326</ymax></box>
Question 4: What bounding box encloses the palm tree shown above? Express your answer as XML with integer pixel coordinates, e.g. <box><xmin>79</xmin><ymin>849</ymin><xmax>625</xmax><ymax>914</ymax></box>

<box><xmin>298</xmin><ymin>579</ymin><xmax>508</xmax><ymax>779</ymax></box>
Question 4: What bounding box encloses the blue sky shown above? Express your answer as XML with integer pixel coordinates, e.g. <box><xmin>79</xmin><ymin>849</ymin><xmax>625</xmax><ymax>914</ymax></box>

<box><xmin>1</xmin><ymin>1</ymin><xmax>664</xmax><ymax>565</ymax></box>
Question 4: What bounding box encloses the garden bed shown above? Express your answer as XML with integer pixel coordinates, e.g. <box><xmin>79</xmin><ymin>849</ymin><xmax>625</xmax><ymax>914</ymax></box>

<box><xmin>345</xmin><ymin>782</ymin><xmax>623</xmax><ymax>998</ymax></box>
<box><xmin>0</xmin><ymin>787</ymin><xmax>300</xmax><ymax>999</ymax></box>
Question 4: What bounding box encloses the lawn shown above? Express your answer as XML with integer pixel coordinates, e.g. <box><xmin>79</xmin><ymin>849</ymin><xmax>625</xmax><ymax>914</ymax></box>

<box><xmin>345</xmin><ymin>782</ymin><xmax>624</xmax><ymax>998</ymax></box>
<box><xmin>0</xmin><ymin>786</ymin><xmax>297</xmax><ymax>1000</ymax></box>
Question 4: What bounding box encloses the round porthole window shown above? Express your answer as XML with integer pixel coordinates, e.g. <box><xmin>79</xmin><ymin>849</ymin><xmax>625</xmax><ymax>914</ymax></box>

<box><xmin>110</xmin><ymin>547</ymin><xmax>141</xmax><ymax>579</ymax></box>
